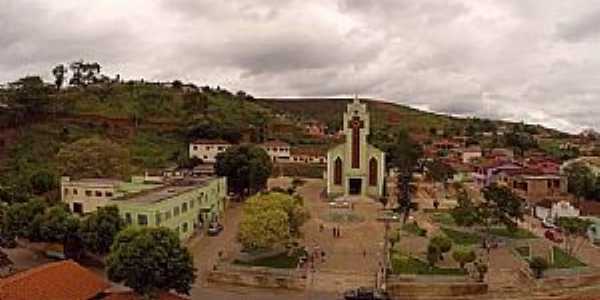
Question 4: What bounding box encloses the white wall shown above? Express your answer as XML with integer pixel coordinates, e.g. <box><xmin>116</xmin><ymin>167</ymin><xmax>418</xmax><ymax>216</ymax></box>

<box><xmin>189</xmin><ymin>143</ymin><xmax>231</xmax><ymax>163</ymax></box>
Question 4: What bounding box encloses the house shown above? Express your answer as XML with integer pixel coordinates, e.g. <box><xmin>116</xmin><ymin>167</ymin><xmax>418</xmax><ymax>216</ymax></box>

<box><xmin>510</xmin><ymin>174</ymin><xmax>567</xmax><ymax>204</ymax></box>
<box><xmin>459</xmin><ymin>146</ymin><xmax>482</xmax><ymax>163</ymax></box>
<box><xmin>260</xmin><ymin>140</ymin><xmax>291</xmax><ymax>162</ymax></box>
<box><xmin>304</xmin><ymin>120</ymin><xmax>327</xmax><ymax>137</ymax></box>
<box><xmin>534</xmin><ymin>199</ymin><xmax>580</xmax><ymax>221</ymax></box>
<box><xmin>290</xmin><ymin>147</ymin><xmax>327</xmax><ymax>164</ymax></box>
<box><xmin>0</xmin><ymin>260</ymin><xmax>188</xmax><ymax>300</ymax></box>
<box><xmin>487</xmin><ymin>148</ymin><xmax>514</xmax><ymax>160</ymax></box>
<box><xmin>189</xmin><ymin>139</ymin><xmax>232</xmax><ymax>163</ymax></box>
<box><xmin>0</xmin><ymin>260</ymin><xmax>111</xmax><ymax>300</ymax></box>
<box><xmin>472</xmin><ymin>161</ymin><xmax>522</xmax><ymax>187</ymax></box>
<box><xmin>61</xmin><ymin>176</ymin><xmax>228</xmax><ymax>240</ymax></box>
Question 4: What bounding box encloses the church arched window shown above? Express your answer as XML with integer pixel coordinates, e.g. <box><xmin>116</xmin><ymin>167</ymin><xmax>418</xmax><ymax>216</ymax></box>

<box><xmin>334</xmin><ymin>157</ymin><xmax>342</xmax><ymax>185</ymax></box>
<box><xmin>369</xmin><ymin>157</ymin><xmax>377</xmax><ymax>186</ymax></box>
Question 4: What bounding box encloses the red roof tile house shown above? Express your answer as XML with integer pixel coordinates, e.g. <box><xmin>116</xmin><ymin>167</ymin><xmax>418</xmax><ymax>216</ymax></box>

<box><xmin>0</xmin><ymin>260</ymin><xmax>110</xmax><ymax>300</ymax></box>
<box><xmin>0</xmin><ymin>260</ymin><xmax>188</xmax><ymax>300</ymax></box>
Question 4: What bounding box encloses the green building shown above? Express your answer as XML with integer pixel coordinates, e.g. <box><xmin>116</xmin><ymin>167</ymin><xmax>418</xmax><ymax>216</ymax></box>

<box><xmin>116</xmin><ymin>177</ymin><xmax>227</xmax><ymax>240</ymax></box>
<box><xmin>61</xmin><ymin>176</ymin><xmax>227</xmax><ymax>240</ymax></box>
<box><xmin>326</xmin><ymin>97</ymin><xmax>385</xmax><ymax>198</ymax></box>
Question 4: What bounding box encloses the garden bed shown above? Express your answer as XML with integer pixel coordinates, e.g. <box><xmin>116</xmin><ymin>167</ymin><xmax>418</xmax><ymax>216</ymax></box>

<box><xmin>489</xmin><ymin>227</ymin><xmax>536</xmax><ymax>239</ymax></box>
<box><xmin>234</xmin><ymin>248</ymin><xmax>306</xmax><ymax>269</ymax></box>
<box><xmin>391</xmin><ymin>255</ymin><xmax>466</xmax><ymax>276</ymax></box>
<box><xmin>440</xmin><ymin>227</ymin><xmax>480</xmax><ymax>245</ymax></box>
<box><xmin>551</xmin><ymin>247</ymin><xmax>586</xmax><ymax>269</ymax></box>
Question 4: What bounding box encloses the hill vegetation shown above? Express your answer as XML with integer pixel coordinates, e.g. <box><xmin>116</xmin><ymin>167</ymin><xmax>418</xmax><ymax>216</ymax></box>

<box><xmin>0</xmin><ymin>61</ymin><xmax>573</xmax><ymax>204</ymax></box>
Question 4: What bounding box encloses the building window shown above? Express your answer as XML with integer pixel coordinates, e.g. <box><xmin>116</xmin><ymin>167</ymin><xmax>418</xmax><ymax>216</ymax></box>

<box><xmin>105</xmin><ymin>191</ymin><xmax>113</xmax><ymax>197</ymax></box>
<box><xmin>138</xmin><ymin>214</ymin><xmax>148</xmax><ymax>226</ymax></box>
<box><xmin>182</xmin><ymin>202</ymin><xmax>188</xmax><ymax>213</ymax></box>
<box><xmin>156</xmin><ymin>213</ymin><xmax>162</xmax><ymax>225</ymax></box>
<box><xmin>72</xmin><ymin>202</ymin><xmax>83</xmax><ymax>214</ymax></box>
<box><xmin>218</xmin><ymin>146</ymin><xmax>224</xmax><ymax>151</ymax></box>
<box><xmin>95</xmin><ymin>191</ymin><xmax>102</xmax><ymax>197</ymax></box>
<box><xmin>165</xmin><ymin>211</ymin><xmax>171</xmax><ymax>220</ymax></box>
<box><xmin>125</xmin><ymin>213</ymin><xmax>132</xmax><ymax>225</ymax></box>
<box><xmin>73</xmin><ymin>189</ymin><xmax>78</xmax><ymax>195</ymax></box>
<box><xmin>190</xmin><ymin>199</ymin><xmax>194</xmax><ymax>208</ymax></box>
<box><xmin>85</xmin><ymin>190</ymin><xmax>92</xmax><ymax>196</ymax></box>
<box><xmin>193</xmin><ymin>146</ymin><xmax>198</xmax><ymax>150</ymax></box>
<box><xmin>174</xmin><ymin>207</ymin><xmax>180</xmax><ymax>217</ymax></box>
<box><xmin>64</xmin><ymin>188</ymin><xmax>69</xmax><ymax>195</ymax></box>
<box><xmin>203</xmin><ymin>155</ymin><xmax>208</xmax><ymax>159</ymax></box>
<box><xmin>369</xmin><ymin>157</ymin><xmax>378</xmax><ymax>186</ymax></box>
<box><xmin>334</xmin><ymin>157</ymin><xmax>343</xmax><ymax>185</ymax></box>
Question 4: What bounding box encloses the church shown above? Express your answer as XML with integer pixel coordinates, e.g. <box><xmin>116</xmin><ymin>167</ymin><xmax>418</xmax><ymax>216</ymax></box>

<box><xmin>326</xmin><ymin>97</ymin><xmax>385</xmax><ymax>198</ymax></box>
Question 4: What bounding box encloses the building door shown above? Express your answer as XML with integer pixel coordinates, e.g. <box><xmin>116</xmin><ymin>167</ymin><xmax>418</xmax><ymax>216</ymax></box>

<box><xmin>348</xmin><ymin>178</ymin><xmax>362</xmax><ymax>195</ymax></box>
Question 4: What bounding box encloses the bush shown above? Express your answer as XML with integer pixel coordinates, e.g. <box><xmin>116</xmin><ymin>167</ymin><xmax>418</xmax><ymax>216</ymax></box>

<box><xmin>430</xmin><ymin>235</ymin><xmax>452</xmax><ymax>257</ymax></box>
<box><xmin>401</xmin><ymin>221</ymin><xmax>427</xmax><ymax>236</ymax></box>
<box><xmin>452</xmin><ymin>249</ymin><xmax>476</xmax><ymax>269</ymax></box>
<box><xmin>529</xmin><ymin>256</ymin><xmax>549</xmax><ymax>279</ymax></box>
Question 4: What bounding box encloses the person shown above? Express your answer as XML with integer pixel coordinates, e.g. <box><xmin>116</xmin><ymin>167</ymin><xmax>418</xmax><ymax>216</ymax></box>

<box><xmin>333</xmin><ymin>227</ymin><xmax>337</xmax><ymax>238</ymax></box>
<box><xmin>363</xmin><ymin>249</ymin><xmax>366</xmax><ymax>257</ymax></box>
<box><xmin>319</xmin><ymin>223</ymin><xmax>324</xmax><ymax>232</ymax></box>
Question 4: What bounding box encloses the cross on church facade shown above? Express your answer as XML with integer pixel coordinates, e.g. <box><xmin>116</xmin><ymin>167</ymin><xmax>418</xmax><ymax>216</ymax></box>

<box><xmin>348</xmin><ymin>116</ymin><xmax>364</xmax><ymax>169</ymax></box>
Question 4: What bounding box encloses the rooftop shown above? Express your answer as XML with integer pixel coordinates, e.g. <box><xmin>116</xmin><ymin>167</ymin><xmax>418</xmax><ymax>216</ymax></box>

<box><xmin>112</xmin><ymin>177</ymin><xmax>214</xmax><ymax>205</ymax></box>
<box><xmin>190</xmin><ymin>138</ymin><xmax>231</xmax><ymax>145</ymax></box>
<box><xmin>0</xmin><ymin>260</ymin><xmax>110</xmax><ymax>300</ymax></box>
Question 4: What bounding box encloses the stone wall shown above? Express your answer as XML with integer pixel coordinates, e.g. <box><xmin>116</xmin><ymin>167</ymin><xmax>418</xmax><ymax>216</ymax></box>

<box><xmin>386</xmin><ymin>278</ymin><xmax>488</xmax><ymax>299</ymax></box>
<box><xmin>206</xmin><ymin>264</ymin><xmax>306</xmax><ymax>290</ymax></box>
<box><xmin>535</xmin><ymin>270</ymin><xmax>600</xmax><ymax>291</ymax></box>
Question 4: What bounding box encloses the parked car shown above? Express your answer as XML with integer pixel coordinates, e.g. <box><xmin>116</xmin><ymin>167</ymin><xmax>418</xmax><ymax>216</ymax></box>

<box><xmin>542</xmin><ymin>219</ymin><xmax>557</xmax><ymax>229</ymax></box>
<box><xmin>545</xmin><ymin>230</ymin><xmax>563</xmax><ymax>243</ymax></box>
<box><xmin>207</xmin><ymin>223</ymin><xmax>224</xmax><ymax>236</ymax></box>
<box><xmin>343</xmin><ymin>287</ymin><xmax>390</xmax><ymax>300</ymax></box>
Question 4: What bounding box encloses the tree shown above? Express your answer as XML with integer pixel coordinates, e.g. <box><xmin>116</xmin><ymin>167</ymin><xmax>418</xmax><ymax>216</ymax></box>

<box><xmin>384</xmin><ymin>129</ymin><xmax>423</xmax><ymax>223</ymax></box>
<box><xmin>425</xmin><ymin>159</ymin><xmax>456</xmax><ymax>205</ymax></box>
<box><xmin>452</xmin><ymin>249</ymin><xmax>476</xmax><ymax>270</ymax></box>
<box><xmin>237</xmin><ymin>192</ymin><xmax>308</xmax><ymax>250</ymax></box>
<box><xmin>556</xmin><ymin>217</ymin><xmax>592</xmax><ymax>256</ymax></box>
<box><xmin>474</xmin><ymin>260</ymin><xmax>488</xmax><ymax>282</ymax></box>
<box><xmin>426</xmin><ymin>244</ymin><xmax>441</xmax><ymax>267</ymax></box>
<box><xmin>8</xmin><ymin>76</ymin><xmax>50</xmax><ymax>114</ymax></box>
<box><xmin>451</xmin><ymin>189</ymin><xmax>479</xmax><ymax>227</ymax></box>
<box><xmin>36</xmin><ymin>205</ymin><xmax>80</xmax><ymax>243</ymax></box>
<box><xmin>52</xmin><ymin>64</ymin><xmax>67</xmax><ymax>90</ymax></box>
<box><xmin>1</xmin><ymin>198</ymin><xmax>46</xmax><ymax>241</ymax></box>
<box><xmin>107</xmin><ymin>227</ymin><xmax>196</xmax><ymax>297</ymax></box>
<box><xmin>215</xmin><ymin>145</ymin><xmax>272</xmax><ymax>196</ymax></box>
<box><xmin>69</xmin><ymin>61</ymin><xmax>102</xmax><ymax>87</ymax></box>
<box><xmin>562</xmin><ymin>162</ymin><xmax>595</xmax><ymax>201</ymax></box>
<box><xmin>79</xmin><ymin>206</ymin><xmax>125</xmax><ymax>254</ymax></box>
<box><xmin>57</xmin><ymin>137</ymin><xmax>131</xmax><ymax>179</ymax></box>
<box><xmin>30</xmin><ymin>170</ymin><xmax>57</xmax><ymax>195</ymax></box>
<box><xmin>430</xmin><ymin>235</ymin><xmax>452</xmax><ymax>260</ymax></box>
<box><xmin>480</xmin><ymin>184</ymin><xmax>524</xmax><ymax>230</ymax></box>
<box><xmin>529</xmin><ymin>256</ymin><xmax>549</xmax><ymax>279</ymax></box>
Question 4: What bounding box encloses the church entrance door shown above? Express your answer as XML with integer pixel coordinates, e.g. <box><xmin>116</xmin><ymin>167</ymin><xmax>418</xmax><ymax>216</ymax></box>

<box><xmin>348</xmin><ymin>178</ymin><xmax>362</xmax><ymax>195</ymax></box>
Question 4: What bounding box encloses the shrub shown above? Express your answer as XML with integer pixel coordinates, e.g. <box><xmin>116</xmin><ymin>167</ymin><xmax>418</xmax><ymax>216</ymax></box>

<box><xmin>529</xmin><ymin>256</ymin><xmax>549</xmax><ymax>279</ymax></box>
<box><xmin>452</xmin><ymin>249</ymin><xmax>476</xmax><ymax>269</ymax></box>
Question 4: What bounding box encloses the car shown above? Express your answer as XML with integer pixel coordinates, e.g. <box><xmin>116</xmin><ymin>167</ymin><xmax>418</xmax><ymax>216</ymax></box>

<box><xmin>542</xmin><ymin>219</ymin><xmax>557</xmax><ymax>229</ymax></box>
<box><xmin>207</xmin><ymin>223</ymin><xmax>224</xmax><ymax>236</ymax></box>
<box><xmin>343</xmin><ymin>287</ymin><xmax>390</xmax><ymax>300</ymax></box>
<box><xmin>545</xmin><ymin>230</ymin><xmax>563</xmax><ymax>243</ymax></box>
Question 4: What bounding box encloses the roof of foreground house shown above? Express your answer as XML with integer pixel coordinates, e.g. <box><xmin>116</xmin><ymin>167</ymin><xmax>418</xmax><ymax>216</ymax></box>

<box><xmin>0</xmin><ymin>260</ymin><xmax>110</xmax><ymax>300</ymax></box>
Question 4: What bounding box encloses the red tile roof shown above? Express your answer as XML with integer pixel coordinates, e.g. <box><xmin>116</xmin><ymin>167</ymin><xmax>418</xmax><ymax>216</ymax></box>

<box><xmin>103</xmin><ymin>291</ymin><xmax>189</xmax><ymax>300</ymax></box>
<box><xmin>0</xmin><ymin>260</ymin><xmax>110</xmax><ymax>300</ymax></box>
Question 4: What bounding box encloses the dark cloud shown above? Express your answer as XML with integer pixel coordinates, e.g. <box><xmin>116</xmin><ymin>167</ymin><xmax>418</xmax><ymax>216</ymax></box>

<box><xmin>556</xmin><ymin>9</ymin><xmax>600</xmax><ymax>42</ymax></box>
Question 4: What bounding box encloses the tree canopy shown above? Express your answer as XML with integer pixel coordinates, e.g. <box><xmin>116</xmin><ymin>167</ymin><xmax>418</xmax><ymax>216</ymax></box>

<box><xmin>107</xmin><ymin>227</ymin><xmax>196</xmax><ymax>297</ymax></box>
<box><xmin>237</xmin><ymin>192</ymin><xmax>309</xmax><ymax>250</ymax></box>
<box><xmin>480</xmin><ymin>184</ymin><xmax>524</xmax><ymax>230</ymax></box>
<box><xmin>215</xmin><ymin>145</ymin><xmax>272</xmax><ymax>196</ymax></box>
<box><xmin>79</xmin><ymin>206</ymin><xmax>125</xmax><ymax>254</ymax></box>
<box><xmin>57</xmin><ymin>137</ymin><xmax>131</xmax><ymax>179</ymax></box>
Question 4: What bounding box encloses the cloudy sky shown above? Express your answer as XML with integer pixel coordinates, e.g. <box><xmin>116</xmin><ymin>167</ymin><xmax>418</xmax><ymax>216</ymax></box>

<box><xmin>2</xmin><ymin>0</ymin><xmax>600</xmax><ymax>133</ymax></box>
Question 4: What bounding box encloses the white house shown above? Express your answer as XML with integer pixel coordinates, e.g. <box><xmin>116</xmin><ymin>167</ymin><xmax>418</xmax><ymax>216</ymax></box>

<box><xmin>535</xmin><ymin>200</ymin><xmax>580</xmax><ymax>221</ymax></box>
<box><xmin>460</xmin><ymin>146</ymin><xmax>482</xmax><ymax>163</ymax></box>
<box><xmin>189</xmin><ymin>139</ymin><xmax>232</xmax><ymax>163</ymax></box>
<box><xmin>260</xmin><ymin>140</ymin><xmax>290</xmax><ymax>162</ymax></box>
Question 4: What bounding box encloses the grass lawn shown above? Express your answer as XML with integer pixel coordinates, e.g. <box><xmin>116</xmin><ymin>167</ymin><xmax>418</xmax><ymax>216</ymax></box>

<box><xmin>551</xmin><ymin>246</ymin><xmax>586</xmax><ymax>269</ymax></box>
<box><xmin>234</xmin><ymin>249</ymin><xmax>305</xmax><ymax>269</ymax></box>
<box><xmin>489</xmin><ymin>227</ymin><xmax>536</xmax><ymax>239</ymax></box>
<box><xmin>391</xmin><ymin>255</ymin><xmax>466</xmax><ymax>276</ymax></box>
<box><xmin>430</xmin><ymin>213</ymin><xmax>456</xmax><ymax>226</ymax></box>
<box><xmin>441</xmin><ymin>227</ymin><xmax>480</xmax><ymax>245</ymax></box>
<box><xmin>401</xmin><ymin>222</ymin><xmax>427</xmax><ymax>236</ymax></box>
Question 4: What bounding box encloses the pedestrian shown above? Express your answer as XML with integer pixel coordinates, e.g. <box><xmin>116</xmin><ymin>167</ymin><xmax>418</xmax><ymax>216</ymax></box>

<box><xmin>319</xmin><ymin>223</ymin><xmax>324</xmax><ymax>232</ymax></box>
<box><xmin>363</xmin><ymin>249</ymin><xmax>366</xmax><ymax>257</ymax></box>
<box><xmin>337</xmin><ymin>226</ymin><xmax>341</xmax><ymax>238</ymax></box>
<box><xmin>333</xmin><ymin>227</ymin><xmax>337</xmax><ymax>238</ymax></box>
